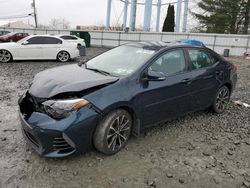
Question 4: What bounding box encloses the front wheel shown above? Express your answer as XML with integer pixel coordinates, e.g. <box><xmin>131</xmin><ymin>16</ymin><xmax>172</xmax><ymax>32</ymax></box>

<box><xmin>94</xmin><ymin>109</ymin><xmax>132</xmax><ymax>155</ymax></box>
<box><xmin>0</xmin><ymin>49</ymin><xmax>12</xmax><ymax>63</ymax></box>
<box><xmin>57</xmin><ymin>51</ymin><xmax>70</xmax><ymax>62</ymax></box>
<box><xmin>212</xmin><ymin>86</ymin><xmax>230</xmax><ymax>113</ymax></box>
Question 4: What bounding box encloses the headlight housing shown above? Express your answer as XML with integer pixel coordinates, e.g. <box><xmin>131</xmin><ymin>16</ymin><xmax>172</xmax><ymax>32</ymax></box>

<box><xmin>42</xmin><ymin>99</ymin><xmax>89</xmax><ymax>119</ymax></box>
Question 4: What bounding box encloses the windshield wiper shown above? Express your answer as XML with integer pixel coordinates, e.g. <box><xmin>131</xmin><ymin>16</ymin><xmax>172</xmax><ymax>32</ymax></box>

<box><xmin>85</xmin><ymin>64</ymin><xmax>114</xmax><ymax>76</ymax></box>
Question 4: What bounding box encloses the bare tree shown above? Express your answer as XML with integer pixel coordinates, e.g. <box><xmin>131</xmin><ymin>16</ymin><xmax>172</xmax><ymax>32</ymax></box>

<box><xmin>49</xmin><ymin>18</ymin><xmax>71</xmax><ymax>30</ymax></box>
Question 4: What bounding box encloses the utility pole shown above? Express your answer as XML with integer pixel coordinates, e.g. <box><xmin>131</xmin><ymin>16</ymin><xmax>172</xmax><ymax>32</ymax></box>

<box><xmin>32</xmin><ymin>0</ymin><xmax>38</xmax><ymax>28</ymax></box>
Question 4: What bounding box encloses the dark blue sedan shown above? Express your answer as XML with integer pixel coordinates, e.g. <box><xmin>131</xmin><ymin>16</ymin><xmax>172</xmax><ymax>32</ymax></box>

<box><xmin>18</xmin><ymin>42</ymin><xmax>237</xmax><ymax>157</ymax></box>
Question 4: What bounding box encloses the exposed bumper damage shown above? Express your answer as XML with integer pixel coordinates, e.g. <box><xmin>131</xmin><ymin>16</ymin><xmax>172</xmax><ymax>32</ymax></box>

<box><xmin>19</xmin><ymin>91</ymin><xmax>101</xmax><ymax>158</ymax></box>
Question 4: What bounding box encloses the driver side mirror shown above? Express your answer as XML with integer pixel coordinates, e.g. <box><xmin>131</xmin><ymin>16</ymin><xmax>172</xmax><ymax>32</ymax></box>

<box><xmin>143</xmin><ymin>70</ymin><xmax>166</xmax><ymax>81</ymax></box>
<box><xmin>21</xmin><ymin>41</ymin><xmax>28</xmax><ymax>45</ymax></box>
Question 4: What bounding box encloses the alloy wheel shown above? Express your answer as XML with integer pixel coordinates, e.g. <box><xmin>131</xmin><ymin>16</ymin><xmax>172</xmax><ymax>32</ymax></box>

<box><xmin>0</xmin><ymin>50</ymin><xmax>11</xmax><ymax>63</ymax></box>
<box><xmin>58</xmin><ymin>51</ymin><xmax>69</xmax><ymax>62</ymax></box>
<box><xmin>107</xmin><ymin>114</ymin><xmax>131</xmax><ymax>152</ymax></box>
<box><xmin>215</xmin><ymin>87</ymin><xmax>230</xmax><ymax>113</ymax></box>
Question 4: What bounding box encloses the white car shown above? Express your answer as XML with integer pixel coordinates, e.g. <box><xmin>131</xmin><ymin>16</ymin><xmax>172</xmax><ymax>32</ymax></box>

<box><xmin>0</xmin><ymin>35</ymin><xmax>80</xmax><ymax>63</ymax></box>
<box><xmin>57</xmin><ymin>34</ymin><xmax>85</xmax><ymax>46</ymax></box>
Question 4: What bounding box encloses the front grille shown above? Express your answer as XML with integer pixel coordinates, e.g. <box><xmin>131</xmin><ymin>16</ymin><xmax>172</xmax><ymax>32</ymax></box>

<box><xmin>19</xmin><ymin>92</ymin><xmax>47</xmax><ymax>119</ymax></box>
<box><xmin>23</xmin><ymin>130</ymin><xmax>40</xmax><ymax>148</ymax></box>
<box><xmin>53</xmin><ymin>137</ymin><xmax>74</xmax><ymax>154</ymax></box>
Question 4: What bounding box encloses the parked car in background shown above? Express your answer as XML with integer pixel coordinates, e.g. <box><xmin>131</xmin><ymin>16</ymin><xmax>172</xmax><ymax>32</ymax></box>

<box><xmin>57</xmin><ymin>34</ymin><xmax>85</xmax><ymax>46</ymax></box>
<box><xmin>0</xmin><ymin>35</ymin><xmax>79</xmax><ymax>63</ymax></box>
<box><xmin>18</xmin><ymin>41</ymin><xmax>237</xmax><ymax>158</ymax></box>
<box><xmin>0</xmin><ymin>32</ymin><xmax>29</xmax><ymax>42</ymax></box>
<box><xmin>0</xmin><ymin>30</ymin><xmax>10</xmax><ymax>36</ymax></box>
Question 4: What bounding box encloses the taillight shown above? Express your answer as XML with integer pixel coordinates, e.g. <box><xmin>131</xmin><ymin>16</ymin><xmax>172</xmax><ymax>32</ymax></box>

<box><xmin>232</xmin><ymin>64</ymin><xmax>237</xmax><ymax>73</ymax></box>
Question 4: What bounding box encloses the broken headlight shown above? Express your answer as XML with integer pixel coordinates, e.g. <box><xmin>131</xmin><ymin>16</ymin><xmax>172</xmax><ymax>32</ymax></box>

<box><xmin>42</xmin><ymin>99</ymin><xmax>89</xmax><ymax>119</ymax></box>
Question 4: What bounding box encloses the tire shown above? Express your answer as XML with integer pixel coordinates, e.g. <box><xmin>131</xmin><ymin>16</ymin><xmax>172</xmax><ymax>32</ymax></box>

<box><xmin>57</xmin><ymin>51</ymin><xmax>70</xmax><ymax>62</ymax></box>
<box><xmin>94</xmin><ymin>109</ymin><xmax>132</xmax><ymax>155</ymax></box>
<box><xmin>0</xmin><ymin>49</ymin><xmax>12</xmax><ymax>63</ymax></box>
<box><xmin>212</xmin><ymin>86</ymin><xmax>230</xmax><ymax>114</ymax></box>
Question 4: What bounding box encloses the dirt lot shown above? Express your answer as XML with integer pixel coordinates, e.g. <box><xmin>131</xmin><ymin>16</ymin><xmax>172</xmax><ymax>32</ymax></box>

<box><xmin>0</xmin><ymin>48</ymin><xmax>250</xmax><ymax>188</ymax></box>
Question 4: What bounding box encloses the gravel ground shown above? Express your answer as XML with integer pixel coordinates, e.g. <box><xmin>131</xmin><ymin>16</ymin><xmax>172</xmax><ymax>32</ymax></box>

<box><xmin>0</xmin><ymin>48</ymin><xmax>250</xmax><ymax>188</ymax></box>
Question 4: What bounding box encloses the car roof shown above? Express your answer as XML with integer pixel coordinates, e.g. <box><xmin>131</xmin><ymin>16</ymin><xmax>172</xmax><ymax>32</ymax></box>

<box><xmin>124</xmin><ymin>41</ymin><xmax>206</xmax><ymax>51</ymax></box>
<box><xmin>56</xmin><ymin>34</ymin><xmax>78</xmax><ymax>37</ymax></box>
<box><xmin>28</xmin><ymin>34</ymin><xmax>62</xmax><ymax>39</ymax></box>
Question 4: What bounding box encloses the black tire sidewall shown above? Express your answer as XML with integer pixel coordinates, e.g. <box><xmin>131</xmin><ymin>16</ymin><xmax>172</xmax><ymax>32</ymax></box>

<box><xmin>94</xmin><ymin>109</ymin><xmax>132</xmax><ymax>155</ymax></box>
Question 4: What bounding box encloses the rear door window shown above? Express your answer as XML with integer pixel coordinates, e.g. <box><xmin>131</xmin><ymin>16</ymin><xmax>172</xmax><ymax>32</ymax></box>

<box><xmin>44</xmin><ymin>37</ymin><xmax>62</xmax><ymax>44</ymax></box>
<box><xmin>187</xmin><ymin>49</ymin><xmax>219</xmax><ymax>69</ymax></box>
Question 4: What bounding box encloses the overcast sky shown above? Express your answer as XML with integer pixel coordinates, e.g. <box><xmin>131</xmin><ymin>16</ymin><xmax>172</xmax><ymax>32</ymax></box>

<box><xmin>0</xmin><ymin>0</ymin><xmax>198</xmax><ymax>31</ymax></box>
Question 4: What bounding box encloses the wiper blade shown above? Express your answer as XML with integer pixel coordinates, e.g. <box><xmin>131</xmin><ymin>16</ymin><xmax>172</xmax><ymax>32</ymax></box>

<box><xmin>85</xmin><ymin>66</ymin><xmax>112</xmax><ymax>76</ymax></box>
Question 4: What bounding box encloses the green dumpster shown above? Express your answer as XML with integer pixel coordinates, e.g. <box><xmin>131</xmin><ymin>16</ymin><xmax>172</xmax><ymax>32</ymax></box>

<box><xmin>70</xmin><ymin>31</ymin><xmax>91</xmax><ymax>47</ymax></box>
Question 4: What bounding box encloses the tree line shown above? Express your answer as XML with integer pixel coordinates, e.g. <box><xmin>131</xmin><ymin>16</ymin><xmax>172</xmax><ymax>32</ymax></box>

<box><xmin>162</xmin><ymin>0</ymin><xmax>250</xmax><ymax>34</ymax></box>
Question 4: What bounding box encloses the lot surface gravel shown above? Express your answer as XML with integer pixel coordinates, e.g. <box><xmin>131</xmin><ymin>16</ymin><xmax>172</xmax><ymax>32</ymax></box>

<box><xmin>0</xmin><ymin>48</ymin><xmax>250</xmax><ymax>188</ymax></box>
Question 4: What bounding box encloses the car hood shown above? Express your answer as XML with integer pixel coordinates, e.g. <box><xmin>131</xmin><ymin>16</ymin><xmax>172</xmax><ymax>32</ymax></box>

<box><xmin>29</xmin><ymin>64</ymin><xmax>119</xmax><ymax>98</ymax></box>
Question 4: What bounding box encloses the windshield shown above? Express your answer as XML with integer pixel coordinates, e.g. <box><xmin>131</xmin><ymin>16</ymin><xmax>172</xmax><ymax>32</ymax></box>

<box><xmin>3</xmin><ymin>32</ymin><xmax>16</xmax><ymax>37</ymax></box>
<box><xmin>86</xmin><ymin>45</ymin><xmax>156</xmax><ymax>76</ymax></box>
<box><xmin>17</xmin><ymin>36</ymin><xmax>30</xmax><ymax>43</ymax></box>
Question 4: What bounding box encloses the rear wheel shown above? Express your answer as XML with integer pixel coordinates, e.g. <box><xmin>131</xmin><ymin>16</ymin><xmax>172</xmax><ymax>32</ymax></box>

<box><xmin>0</xmin><ymin>49</ymin><xmax>12</xmax><ymax>63</ymax></box>
<box><xmin>57</xmin><ymin>51</ymin><xmax>70</xmax><ymax>62</ymax></box>
<box><xmin>94</xmin><ymin>109</ymin><xmax>132</xmax><ymax>155</ymax></box>
<box><xmin>212</xmin><ymin>86</ymin><xmax>230</xmax><ymax>113</ymax></box>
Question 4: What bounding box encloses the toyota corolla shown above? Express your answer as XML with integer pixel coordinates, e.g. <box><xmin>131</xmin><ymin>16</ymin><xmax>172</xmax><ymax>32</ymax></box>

<box><xmin>18</xmin><ymin>42</ymin><xmax>237</xmax><ymax>157</ymax></box>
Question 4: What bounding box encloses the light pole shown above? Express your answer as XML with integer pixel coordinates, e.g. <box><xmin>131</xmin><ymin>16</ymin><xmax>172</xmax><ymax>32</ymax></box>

<box><xmin>31</xmin><ymin>0</ymin><xmax>38</xmax><ymax>28</ymax></box>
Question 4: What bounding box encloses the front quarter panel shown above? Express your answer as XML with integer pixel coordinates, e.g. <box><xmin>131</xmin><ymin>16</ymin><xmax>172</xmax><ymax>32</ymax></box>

<box><xmin>84</xmin><ymin>78</ymin><xmax>136</xmax><ymax>115</ymax></box>
<box><xmin>0</xmin><ymin>43</ymin><xmax>20</xmax><ymax>60</ymax></box>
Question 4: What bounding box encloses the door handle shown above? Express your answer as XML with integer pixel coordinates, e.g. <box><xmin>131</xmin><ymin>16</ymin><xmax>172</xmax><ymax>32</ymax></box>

<box><xmin>181</xmin><ymin>78</ymin><xmax>192</xmax><ymax>84</ymax></box>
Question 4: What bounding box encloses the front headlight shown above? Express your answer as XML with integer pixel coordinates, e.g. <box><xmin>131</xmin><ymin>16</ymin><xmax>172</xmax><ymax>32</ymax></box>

<box><xmin>42</xmin><ymin>99</ymin><xmax>89</xmax><ymax>119</ymax></box>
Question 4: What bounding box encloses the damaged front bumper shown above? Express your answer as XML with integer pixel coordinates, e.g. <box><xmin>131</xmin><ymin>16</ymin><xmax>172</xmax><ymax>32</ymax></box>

<box><xmin>19</xmin><ymin>93</ymin><xmax>101</xmax><ymax>158</ymax></box>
